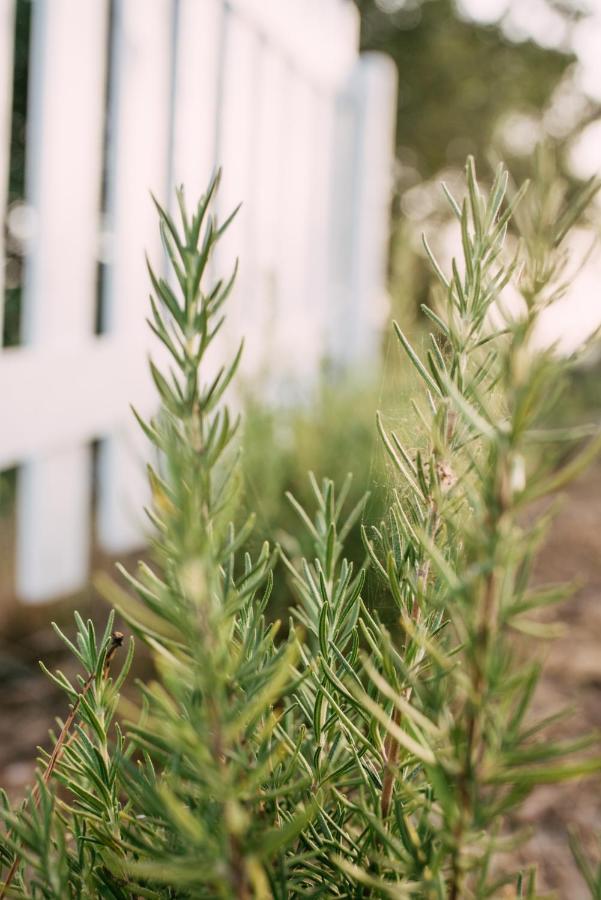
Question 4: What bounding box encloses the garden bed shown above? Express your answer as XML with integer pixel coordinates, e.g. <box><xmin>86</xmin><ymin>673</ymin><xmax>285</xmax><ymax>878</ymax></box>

<box><xmin>1</xmin><ymin>462</ymin><xmax>601</xmax><ymax>896</ymax></box>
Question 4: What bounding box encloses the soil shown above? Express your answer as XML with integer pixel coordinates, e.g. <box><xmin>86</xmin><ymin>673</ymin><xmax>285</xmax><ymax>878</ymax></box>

<box><xmin>508</xmin><ymin>461</ymin><xmax>601</xmax><ymax>897</ymax></box>
<box><xmin>1</xmin><ymin>464</ymin><xmax>601</xmax><ymax>897</ymax></box>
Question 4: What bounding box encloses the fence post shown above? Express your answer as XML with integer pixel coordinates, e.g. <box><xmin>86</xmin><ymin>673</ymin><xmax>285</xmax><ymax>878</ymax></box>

<box><xmin>330</xmin><ymin>52</ymin><xmax>397</xmax><ymax>368</ymax></box>
<box><xmin>17</xmin><ymin>0</ymin><xmax>108</xmax><ymax>601</ymax></box>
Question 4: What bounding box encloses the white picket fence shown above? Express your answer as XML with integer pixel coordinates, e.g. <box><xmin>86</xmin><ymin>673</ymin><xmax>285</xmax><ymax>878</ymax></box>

<box><xmin>0</xmin><ymin>0</ymin><xmax>396</xmax><ymax>604</ymax></box>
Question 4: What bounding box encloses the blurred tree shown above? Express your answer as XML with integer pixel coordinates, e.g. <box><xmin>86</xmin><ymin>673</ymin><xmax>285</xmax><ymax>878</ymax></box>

<box><xmin>353</xmin><ymin>0</ymin><xmax>601</xmax><ymax>326</ymax></box>
<box><xmin>353</xmin><ymin>0</ymin><xmax>592</xmax><ymax>182</ymax></box>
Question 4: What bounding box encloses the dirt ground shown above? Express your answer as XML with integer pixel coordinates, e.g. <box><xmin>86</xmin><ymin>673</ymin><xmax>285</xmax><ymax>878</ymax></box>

<box><xmin>509</xmin><ymin>462</ymin><xmax>601</xmax><ymax>897</ymax></box>
<box><xmin>1</xmin><ymin>464</ymin><xmax>601</xmax><ymax>897</ymax></box>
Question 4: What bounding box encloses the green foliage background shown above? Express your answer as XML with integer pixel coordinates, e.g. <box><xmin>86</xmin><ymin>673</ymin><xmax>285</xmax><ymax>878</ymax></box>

<box><xmin>355</xmin><ymin>0</ymin><xmax>594</xmax><ymax>179</ymax></box>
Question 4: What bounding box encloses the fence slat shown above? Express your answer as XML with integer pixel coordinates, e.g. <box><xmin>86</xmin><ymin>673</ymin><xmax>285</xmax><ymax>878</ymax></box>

<box><xmin>252</xmin><ymin>44</ymin><xmax>286</xmax><ymax>378</ymax></box>
<box><xmin>215</xmin><ymin>7</ymin><xmax>258</xmax><ymax>375</ymax></box>
<box><xmin>328</xmin><ymin>85</ymin><xmax>357</xmax><ymax>365</ymax></box>
<box><xmin>343</xmin><ymin>53</ymin><xmax>397</xmax><ymax>364</ymax></box>
<box><xmin>0</xmin><ymin>0</ymin><xmax>398</xmax><ymax>604</ymax></box>
<box><xmin>277</xmin><ymin>70</ymin><xmax>319</xmax><ymax>386</ymax></box>
<box><xmin>18</xmin><ymin>449</ymin><xmax>91</xmax><ymax>602</ymax></box>
<box><xmin>171</xmin><ymin>0</ymin><xmax>222</xmax><ymax>201</ymax></box>
<box><xmin>228</xmin><ymin>0</ymin><xmax>358</xmax><ymax>90</ymax></box>
<box><xmin>0</xmin><ymin>0</ymin><xmax>15</xmax><ymax>345</ymax></box>
<box><xmin>307</xmin><ymin>89</ymin><xmax>336</xmax><ymax>368</ymax></box>
<box><xmin>97</xmin><ymin>0</ymin><xmax>172</xmax><ymax>554</ymax></box>
<box><xmin>17</xmin><ymin>0</ymin><xmax>108</xmax><ymax>602</ymax></box>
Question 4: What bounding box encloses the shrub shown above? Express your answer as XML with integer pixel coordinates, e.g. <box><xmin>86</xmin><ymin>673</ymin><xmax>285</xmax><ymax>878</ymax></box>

<box><xmin>2</xmin><ymin>160</ymin><xmax>601</xmax><ymax>899</ymax></box>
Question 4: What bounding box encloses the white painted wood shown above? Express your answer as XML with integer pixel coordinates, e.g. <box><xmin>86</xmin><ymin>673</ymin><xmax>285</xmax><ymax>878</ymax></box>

<box><xmin>252</xmin><ymin>44</ymin><xmax>287</xmax><ymax>378</ymax></box>
<box><xmin>277</xmin><ymin>69</ymin><xmax>319</xmax><ymax>386</ymax></box>
<box><xmin>170</xmin><ymin>0</ymin><xmax>222</xmax><ymax>202</ymax></box>
<box><xmin>215</xmin><ymin>6</ymin><xmax>258</xmax><ymax>375</ymax></box>
<box><xmin>18</xmin><ymin>448</ymin><xmax>91</xmax><ymax>601</ymax></box>
<box><xmin>229</xmin><ymin>0</ymin><xmax>359</xmax><ymax>89</ymax></box>
<box><xmin>17</xmin><ymin>0</ymin><xmax>108</xmax><ymax>602</ymax></box>
<box><xmin>21</xmin><ymin>0</ymin><xmax>108</xmax><ymax>345</ymax></box>
<box><xmin>307</xmin><ymin>88</ymin><xmax>336</xmax><ymax>367</ymax></box>
<box><xmin>0</xmin><ymin>0</ymin><xmax>398</xmax><ymax>603</ymax></box>
<box><xmin>328</xmin><ymin>86</ymin><xmax>360</xmax><ymax>364</ymax></box>
<box><xmin>169</xmin><ymin>0</ymin><xmax>222</xmax><ymax>312</ymax></box>
<box><xmin>0</xmin><ymin>0</ymin><xmax>15</xmax><ymax>345</ymax></box>
<box><xmin>344</xmin><ymin>53</ymin><xmax>397</xmax><ymax>364</ymax></box>
<box><xmin>97</xmin><ymin>0</ymin><xmax>172</xmax><ymax>554</ymax></box>
<box><xmin>0</xmin><ymin>339</ymin><xmax>151</xmax><ymax>469</ymax></box>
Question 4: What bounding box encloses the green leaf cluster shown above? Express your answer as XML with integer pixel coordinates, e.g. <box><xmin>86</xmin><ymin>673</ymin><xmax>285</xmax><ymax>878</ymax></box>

<box><xmin>2</xmin><ymin>161</ymin><xmax>601</xmax><ymax>899</ymax></box>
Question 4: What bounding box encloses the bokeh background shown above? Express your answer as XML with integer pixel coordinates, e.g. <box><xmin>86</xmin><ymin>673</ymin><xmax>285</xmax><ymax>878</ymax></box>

<box><xmin>2</xmin><ymin>1</ymin><xmax>601</xmax><ymax>895</ymax></box>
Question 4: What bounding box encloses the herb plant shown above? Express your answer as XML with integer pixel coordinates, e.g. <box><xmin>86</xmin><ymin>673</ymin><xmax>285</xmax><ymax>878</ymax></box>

<box><xmin>1</xmin><ymin>160</ymin><xmax>600</xmax><ymax>898</ymax></box>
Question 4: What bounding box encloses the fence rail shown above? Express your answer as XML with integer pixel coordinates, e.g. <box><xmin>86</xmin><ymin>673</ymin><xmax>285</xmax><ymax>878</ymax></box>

<box><xmin>0</xmin><ymin>0</ymin><xmax>396</xmax><ymax>603</ymax></box>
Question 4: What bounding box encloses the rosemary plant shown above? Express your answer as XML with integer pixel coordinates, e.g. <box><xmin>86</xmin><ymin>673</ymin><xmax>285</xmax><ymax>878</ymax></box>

<box><xmin>353</xmin><ymin>158</ymin><xmax>601</xmax><ymax>897</ymax></box>
<box><xmin>1</xmin><ymin>160</ymin><xmax>600</xmax><ymax>899</ymax></box>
